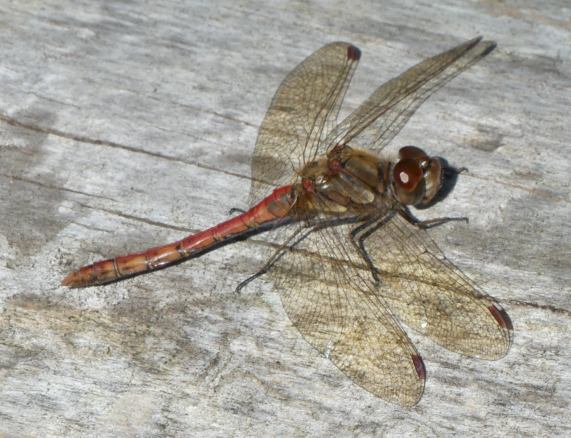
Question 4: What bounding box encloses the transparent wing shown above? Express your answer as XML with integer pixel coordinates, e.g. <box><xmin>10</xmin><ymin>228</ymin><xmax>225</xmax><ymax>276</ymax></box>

<box><xmin>322</xmin><ymin>37</ymin><xmax>496</xmax><ymax>155</ymax></box>
<box><xmin>269</xmin><ymin>219</ymin><xmax>425</xmax><ymax>406</ymax></box>
<box><xmin>360</xmin><ymin>214</ymin><xmax>512</xmax><ymax>359</ymax></box>
<box><xmin>249</xmin><ymin>42</ymin><xmax>361</xmax><ymax>206</ymax></box>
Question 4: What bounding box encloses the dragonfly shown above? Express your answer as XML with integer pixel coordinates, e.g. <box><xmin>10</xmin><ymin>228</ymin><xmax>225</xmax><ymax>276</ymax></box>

<box><xmin>62</xmin><ymin>37</ymin><xmax>512</xmax><ymax>406</ymax></box>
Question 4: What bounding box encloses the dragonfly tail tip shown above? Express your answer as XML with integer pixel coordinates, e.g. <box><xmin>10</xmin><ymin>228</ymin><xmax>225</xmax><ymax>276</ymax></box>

<box><xmin>61</xmin><ymin>271</ymin><xmax>81</xmax><ymax>288</ymax></box>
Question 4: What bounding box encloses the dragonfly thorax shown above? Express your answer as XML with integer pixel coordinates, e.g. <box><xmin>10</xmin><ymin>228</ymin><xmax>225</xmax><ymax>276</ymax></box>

<box><xmin>295</xmin><ymin>147</ymin><xmax>391</xmax><ymax>215</ymax></box>
<box><xmin>294</xmin><ymin>145</ymin><xmax>445</xmax><ymax>215</ymax></box>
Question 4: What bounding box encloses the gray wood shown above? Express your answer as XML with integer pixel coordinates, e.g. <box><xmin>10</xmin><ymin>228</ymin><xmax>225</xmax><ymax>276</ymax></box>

<box><xmin>0</xmin><ymin>0</ymin><xmax>569</xmax><ymax>436</ymax></box>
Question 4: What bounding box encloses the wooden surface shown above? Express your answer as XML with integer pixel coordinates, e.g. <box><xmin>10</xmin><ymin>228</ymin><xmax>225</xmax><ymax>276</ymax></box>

<box><xmin>0</xmin><ymin>0</ymin><xmax>569</xmax><ymax>436</ymax></box>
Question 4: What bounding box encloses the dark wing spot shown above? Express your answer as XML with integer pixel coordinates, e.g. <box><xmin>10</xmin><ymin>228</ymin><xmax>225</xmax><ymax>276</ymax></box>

<box><xmin>488</xmin><ymin>304</ymin><xmax>513</xmax><ymax>331</ymax></box>
<box><xmin>412</xmin><ymin>354</ymin><xmax>426</xmax><ymax>380</ymax></box>
<box><xmin>347</xmin><ymin>45</ymin><xmax>361</xmax><ymax>61</ymax></box>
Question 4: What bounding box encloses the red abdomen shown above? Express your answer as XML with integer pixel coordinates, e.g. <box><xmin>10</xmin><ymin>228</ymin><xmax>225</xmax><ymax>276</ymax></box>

<box><xmin>61</xmin><ymin>185</ymin><xmax>294</xmax><ymax>287</ymax></box>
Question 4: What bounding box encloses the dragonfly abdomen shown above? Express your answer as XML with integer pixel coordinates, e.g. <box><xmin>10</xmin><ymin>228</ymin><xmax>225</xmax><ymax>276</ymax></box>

<box><xmin>61</xmin><ymin>185</ymin><xmax>295</xmax><ymax>288</ymax></box>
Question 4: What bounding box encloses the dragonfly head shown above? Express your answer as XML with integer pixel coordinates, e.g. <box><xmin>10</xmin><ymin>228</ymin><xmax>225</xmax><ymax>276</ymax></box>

<box><xmin>392</xmin><ymin>146</ymin><xmax>444</xmax><ymax>207</ymax></box>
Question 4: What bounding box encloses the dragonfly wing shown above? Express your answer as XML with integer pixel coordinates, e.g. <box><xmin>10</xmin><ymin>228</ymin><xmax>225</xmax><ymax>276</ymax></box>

<box><xmin>360</xmin><ymin>214</ymin><xmax>512</xmax><ymax>359</ymax></box>
<box><xmin>322</xmin><ymin>37</ymin><xmax>496</xmax><ymax>154</ymax></box>
<box><xmin>270</xmin><ymin>221</ymin><xmax>425</xmax><ymax>406</ymax></box>
<box><xmin>249</xmin><ymin>42</ymin><xmax>361</xmax><ymax>205</ymax></box>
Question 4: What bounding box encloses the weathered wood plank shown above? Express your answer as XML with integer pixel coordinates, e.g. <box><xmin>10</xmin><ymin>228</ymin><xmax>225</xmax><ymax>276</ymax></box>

<box><xmin>0</xmin><ymin>0</ymin><xmax>569</xmax><ymax>436</ymax></box>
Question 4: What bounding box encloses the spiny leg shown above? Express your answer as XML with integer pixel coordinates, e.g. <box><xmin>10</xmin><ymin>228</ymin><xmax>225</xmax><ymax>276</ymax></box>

<box><xmin>351</xmin><ymin>209</ymin><xmax>468</xmax><ymax>285</ymax></box>
<box><xmin>235</xmin><ymin>251</ymin><xmax>282</xmax><ymax>294</ymax></box>
<box><xmin>398</xmin><ymin>208</ymin><xmax>468</xmax><ymax>229</ymax></box>
<box><xmin>228</xmin><ymin>207</ymin><xmax>246</xmax><ymax>216</ymax></box>
<box><xmin>235</xmin><ymin>225</ymin><xmax>310</xmax><ymax>294</ymax></box>
<box><xmin>349</xmin><ymin>215</ymin><xmax>391</xmax><ymax>284</ymax></box>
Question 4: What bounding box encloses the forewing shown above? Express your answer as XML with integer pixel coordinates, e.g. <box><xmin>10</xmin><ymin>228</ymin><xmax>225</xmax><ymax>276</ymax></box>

<box><xmin>269</xmin><ymin>221</ymin><xmax>425</xmax><ymax>406</ymax></box>
<box><xmin>363</xmin><ymin>214</ymin><xmax>512</xmax><ymax>359</ymax></box>
<box><xmin>249</xmin><ymin>42</ymin><xmax>360</xmax><ymax>205</ymax></box>
<box><xmin>322</xmin><ymin>37</ymin><xmax>496</xmax><ymax>154</ymax></box>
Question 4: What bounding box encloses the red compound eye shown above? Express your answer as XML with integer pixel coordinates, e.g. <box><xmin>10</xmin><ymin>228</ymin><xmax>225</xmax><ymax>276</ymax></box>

<box><xmin>399</xmin><ymin>146</ymin><xmax>428</xmax><ymax>161</ymax></box>
<box><xmin>394</xmin><ymin>158</ymin><xmax>422</xmax><ymax>191</ymax></box>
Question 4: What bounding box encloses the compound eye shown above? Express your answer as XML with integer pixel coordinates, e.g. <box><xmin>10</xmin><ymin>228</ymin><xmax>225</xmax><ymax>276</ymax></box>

<box><xmin>399</xmin><ymin>146</ymin><xmax>429</xmax><ymax>161</ymax></box>
<box><xmin>394</xmin><ymin>158</ymin><xmax>423</xmax><ymax>191</ymax></box>
<box><xmin>417</xmin><ymin>158</ymin><xmax>443</xmax><ymax>207</ymax></box>
<box><xmin>424</xmin><ymin>158</ymin><xmax>442</xmax><ymax>190</ymax></box>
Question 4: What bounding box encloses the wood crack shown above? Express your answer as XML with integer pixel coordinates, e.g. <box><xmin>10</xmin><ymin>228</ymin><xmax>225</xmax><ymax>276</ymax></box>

<box><xmin>0</xmin><ymin>173</ymin><xmax>116</xmax><ymax>201</ymax></box>
<box><xmin>0</xmin><ymin>113</ymin><xmax>252</xmax><ymax>183</ymax></box>
<box><xmin>506</xmin><ymin>298</ymin><xmax>571</xmax><ymax>318</ymax></box>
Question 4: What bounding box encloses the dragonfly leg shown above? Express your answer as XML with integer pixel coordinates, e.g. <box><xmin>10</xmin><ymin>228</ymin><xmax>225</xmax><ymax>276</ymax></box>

<box><xmin>228</xmin><ymin>207</ymin><xmax>246</xmax><ymax>215</ymax></box>
<box><xmin>235</xmin><ymin>258</ymin><xmax>276</xmax><ymax>294</ymax></box>
<box><xmin>454</xmin><ymin>166</ymin><xmax>468</xmax><ymax>174</ymax></box>
<box><xmin>350</xmin><ymin>215</ymin><xmax>392</xmax><ymax>284</ymax></box>
<box><xmin>398</xmin><ymin>208</ymin><xmax>468</xmax><ymax>229</ymax></box>
<box><xmin>235</xmin><ymin>225</ymin><xmax>309</xmax><ymax>293</ymax></box>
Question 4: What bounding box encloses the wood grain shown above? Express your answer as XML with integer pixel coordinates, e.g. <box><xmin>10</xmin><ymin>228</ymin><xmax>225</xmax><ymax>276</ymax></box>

<box><xmin>0</xmin><ymin>0</ymin><xmax>569</xmax><ymax>436</ymax></box>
